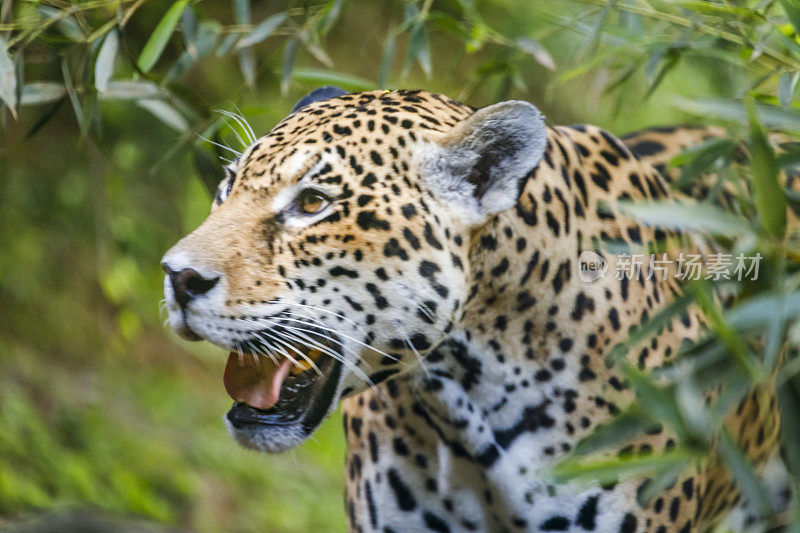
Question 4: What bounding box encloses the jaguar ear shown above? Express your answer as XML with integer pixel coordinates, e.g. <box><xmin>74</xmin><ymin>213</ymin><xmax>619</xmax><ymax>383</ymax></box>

<box><xmin>291</xmin><ymin>86</ymin><xmax>348</xmax><ymax>113</ymax></box>
<box><xmin>422</xmin><ymin>101</ymin><xmax>547</xmax><ymax>221</ymax></box>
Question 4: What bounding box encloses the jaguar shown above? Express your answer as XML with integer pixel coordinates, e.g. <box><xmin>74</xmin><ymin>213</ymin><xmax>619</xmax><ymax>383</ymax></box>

<box><xmin>161</xmin><ymin>87</ymin><xmax>787</xmax><ymax>532</ymax></box>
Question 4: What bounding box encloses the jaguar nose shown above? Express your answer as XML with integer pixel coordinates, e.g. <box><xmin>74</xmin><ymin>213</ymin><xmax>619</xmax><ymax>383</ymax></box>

<box><xmin>162</xmin><ymin>264</ymin><xmax>220</xmax><ymax>308</ymax></box>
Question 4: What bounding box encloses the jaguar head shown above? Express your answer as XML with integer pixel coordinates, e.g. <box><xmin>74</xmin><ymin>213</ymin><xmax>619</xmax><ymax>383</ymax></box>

<box><xmin>161</xmin><ymin>89</ymin><xmax>546</xmax><ymax>452</ymax></box>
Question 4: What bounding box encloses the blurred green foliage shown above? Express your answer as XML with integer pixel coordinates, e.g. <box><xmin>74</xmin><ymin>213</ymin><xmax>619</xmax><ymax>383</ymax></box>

<box><xmin>1</xmin><ymin>0</ymin><xmax>800</xmax><ymax>531</ymax></box>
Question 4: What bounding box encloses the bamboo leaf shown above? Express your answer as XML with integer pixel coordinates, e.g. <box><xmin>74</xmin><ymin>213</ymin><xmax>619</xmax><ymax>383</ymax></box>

<box><xmin>181</xmin><ymin>7</ymin><xmax>198</xmax><ymax>48</ymax></box>
<box><xmin>378</xmin><ymin>33</ymin><xmax>396</xmax><ymax>88</ymax></box>
<box><xmin>410</xmin><ymin>23</ymin><xmax>432</xmax><ymax>77</ymax></box>
<box><xmin>636</xmin><ymin>463</ymin><xmax>685</xmax><ymax>506</ymax></box>
<box><xmin>551</xmin><ymin>449</ymin><xmax>696</xmax><ymax>486</ymax></box>
<box><xmin>238</xmin><ymin>48</ymin><xmax>256</xmax><ymax>88</ymax></box>
<box><xmin>0</xmin><ymin>37</ymin><xmax>16</xmax><ymax>118</ymax></box>
<box><xmin>233</xmin><ymin>0</ymin><xmax>250</xmax><ymax>25</ymax></box>
<box><xmin>515</xmin><ymin>37</ymin><xmax>555</xmax><ymax>70</ymax></box>
<box><xmin>136</xmin><ymin>99</ymin><xmax>188</xmax><ymax>132</ymax></box>
<box><xmin>304</xmin><ymin>42</ymin><xmax>334</xmax><ymax>69</ymax></box>
<box><xmin>747</xmin><ymin>98</ymin><xmax>786</xmax><ymax>238</ymax></box>
<box><xmin>95</xmin><ymin>30</ymin><xmax>119</xmax><ymax>92</ymax></box>
<box><xmin>779</xmin><ymin>71</ymin><xmax>798</xmax><ymax>110</ymax></box>
<box><xmin>669</xmin><ymin>137</ymin><xmax>737</xmax><ymax>189</ymax></box>
<box><xmin>570</xmin><ymin>407</ymin><xmax>653</xmax><ymax>457</ymax></box>
<box><xmin>691</xmin><ymin>281</ymin><xmax>762</xmax><ymax>380</ymax></box>
<box><xmin>725</xmin><ymin>291</ymin><xmax>800</xmax><ymax>332</ymax></box>
<box><xmin>404</xmin><ymin>20</ymin><xmax>431</xmax><ymax>77</ymax></box>
<box><xmin>61</xmin><ymin>61</ymin><xmax>83</xmax><ymax>130</ymax></box>
<box><xmin>137</xmin><ymin>0</ymin><xmax>189</xmax><ymax>73</ymax></box>
<box><xmin>281</xmin><ymin>37</ymin><xmax>298</xmax><ymax>95</ymax></box>
<box><xmin>621</xmin><ymin>367</ymin><xmax>686</xmax><ymax>437</ymax></box>
<box><xmin>717</xmin><ymin>430</ymin><xmax>772</xmax><ymax>516</ymax></box>
<box><xmin>25</xmin><ymin>99</ymin><xmax>64</xmax><ymax>138</ymax></box>
<box><xmin>781</xmin><ymin>0</ymin><xmax>800</xmax><ymax>37</ymax></box>
<box><xmin>291</xmin><ymin>68</ymin><xmax>374</xmax><ymax>91</ymax></box>
<box><xmin>673</xmin><ymin>96</ymin><xmax>800</xmax><ymax>133</ymax></box>
<box><xmin>38</xmin><ymin>6</ymin><xmax>84</xmax><ymax>42</ymax></box>
<box><xmin>216</xmin><ymin>34</ymin><xmax>239</xmax><ymax>57</ymax></box>
<box><xmin>313</xmin><ymin>0</ymin><xmax>346</xmax><ymax>36</ymax></box>
<box><xmin>237</xmin><ymin>12</ymin><xmax>286</xmax><ymax>48</ymax></box>
<box><xmin>164</xmin><ymin>21</ymin><xmax>219</xmax><ymax>84</ymax></box>
<box><xmin>99</xmin><ymin>81</ymin><xmax>161</xmax><ymax>100</ymax></box>
<box><xmin>619</xmin><ymin>201</ymin><xmax>753</xmax><ymax>236</ymax></box>
<box><xmin>778</xmin><ymin>378</ymin><xmax>800</xmax><ymax>479</ymax></box>
<box><xmin>20</xmin><ymin>82</ymin><xmax>66</xmax><ymax>106</ymax></box>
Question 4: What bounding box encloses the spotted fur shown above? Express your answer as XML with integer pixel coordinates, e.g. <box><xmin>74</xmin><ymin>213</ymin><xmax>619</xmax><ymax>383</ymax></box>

<box><xmin>162</xmin><ymin>90</ymin><xmax>786</xmax><ymax>532</ymax></box>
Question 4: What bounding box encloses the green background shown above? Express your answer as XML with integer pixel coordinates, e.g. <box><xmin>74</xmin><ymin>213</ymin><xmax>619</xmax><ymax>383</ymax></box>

<box><xmin>1</xmin><ymin>0</ymin><xmax>796</xmax><ymax>531</ymax></box>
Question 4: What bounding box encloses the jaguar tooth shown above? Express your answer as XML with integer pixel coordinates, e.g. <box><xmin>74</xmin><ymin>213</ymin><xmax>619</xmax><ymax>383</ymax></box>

<box><xmin>289</xmin><ymin>346</ymin><xmax>324</xmax><ymax>375</ymax></box>
<box><xmin>291</xmin><ymin>359</ymin><xmax>315</xmax><ymax>375</ymax></box>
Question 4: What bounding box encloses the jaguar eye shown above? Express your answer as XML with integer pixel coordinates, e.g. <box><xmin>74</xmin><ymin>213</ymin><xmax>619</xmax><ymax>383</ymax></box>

<box><xmin>217</xmin><ymin>164</ymin><xmax>237</xmax><ymax>204</ymax></box>
<box><xmin>297</xmin><ymin>189</ymin><xmax>330</xmax><ymax>214</ymax></box>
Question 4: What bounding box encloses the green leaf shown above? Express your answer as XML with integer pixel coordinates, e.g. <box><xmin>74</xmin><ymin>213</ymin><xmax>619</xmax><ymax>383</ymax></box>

<box><xmin>164</xmin><ymin>21</ymin><xmax>219</xmax><ymax>84</ymax></box>
<box><xmin>95</xmin><ymin>30</ymin><xmax>119</xmax><ymax>92</ymax></box>
<box><xmin>313</xmin><ymin>0</ymin><xmax>346</xmax><ymax>36</ymax></box>
<box><xmin>717</xmin><ymin>430</ymin><xmax>772</xmax><ymax>516</ymax></box>
<box><xmin>231</xmin><ymin>0</ymin><xmax>257</xmax><ymax>86</ymax></box>
<box><xmin>747</xmin><ymin>99</ymin><xmax>786</xmax><ymax>238</ymax></box>
<box><xmin>779</xmin><ymin>71</ymin><xmax>799</xmax><ymax>110</ymax></box>
<box><xmin>291</xmin><ymin>68</ymin><xmax>375</xmax><ymax>92</ymax></box>
<box><xmin>669</xmin><ymin>137</ymin><xmax>737</xmax><ymax>190</ymax></box>
<box><xmin>515</xmin><ymin>37</ymin><xmax>555</xmax><ymax>70</ymax></box>
<box><xmin>778</xmin><ymin>377</ymin><xmax>800</xmax><ymax>479</ymax></box>
<box><xmin>691</xmin><ymin>281</ymin><xmax>762</xmax><ymax>380</ymax></box>
<box><xmin>618</xmin><ymin>201</ymin><xmax>753</xmax><ymax>237</ymax></box>
<box><xmin>216</xmin><ymin>34</ymin><xmax>239</xmax><ymax>57</ymax></box>
<box><xmin>237</xmin><ymin>12</ymin><xmax>286</xmax><ymax>48</ymax></box>
<box><xmin>550</xmin><ymin>449</ymin><xmax>696</xmax><ymax>486</ymax></box>
<box><xmin>725</xmin><ymin>290</ymin><xmax>800</xmax><ymax>332</ymax></box>
<box><xmin>570</xmin><ymin>407</ymin><xmax>653</xmax><ymax>457</ymax></box>
<box><xmin>61</xmin><ymin>61</ymin><xmax>83</xmax><ymax>130</ymax></box>
<box><xmin>238</xmin><ymin>48</ymin><xmax>256</xmax><ymax>88</ymax></box>
<box><xmin>621</xmin><ymin>367</ymin><xmax>687</xmax><ymax>437</ymax></box>
<box><xmin>136</xmin><ymin>0</ymin><xmax>189</xmax><ymax>73</ymax></box>
<box><xmin>673</xmin><ymin>96</ymin><xmax>800</xmax><ymax>133</ymax></box>
<box><xmin>233</xmin><ymin>0</ymin><xmax>250</xmax><ymax>25</ymax></box>
<box><xmin>180</xmin><ymin>7</ymin><xmax>198</xmax><ymax>47</ymax></box>
<box><xmin>98</xmin><ymin>81</ymin><xmax>161</xmax><ymax>100</ymax></box>
<box><xmin>635</xmin><ymin>463</ymin><xmax>685</xmax><ymax>506</ymax></box>
<box><xmin>20</xmin><ymin>82</ymin><xmax>66</xmax><ymax>106</ymax></box>
<box><xmin>281</xmin><ymin>37</ymin><xmax>298</xmax><ymax>95</ymax></box>
<box><xmin>781</xmin><ymin>0</ymin><xmax>800</xmax><ymax>37</ymax></box>
<box><xmin>0</xmin><ymin>37</ymin><xmax>17</xmax><ymax>118</ymax></box>
<box><xmin>404</xmin><ymin>21</ymin><xmax>431</xmax><ymax>78</ymax></box>
<box><xmin>378</xmin><ymin>33</ymin><xmax>396</xmax><ymax>88</ymax></box>
<box><xmin>645</xmin><ymin>49</ymin><xmax>680</xmax><ymax>100</ymax></box>
<box><xmin>37</xmin><ymin>6</ymin><xmax>84</xmax><ymax>42</ymax></box>
<box><xmin>777</xmin><ymin>142</ymin><xmax>800</xmax><ymax>168</ymax></box>
<box><xmin>24</xmin><ymin>99</ymin><xmax>64</xmax><ymax>139</ymax></box>
<box><xmin>607</xmin><ymin>293</ymin><xmax>693</xmax><ymax>365</ymax></box>
<box><xmin>304</xmin><ymin>42</ymin><xmax>334</xmax><ymax>69</ymax></box>
<box><xmin>136</xmin><ymin>100</ymin><xmax>188</xmax><ymax>132</ymax></box>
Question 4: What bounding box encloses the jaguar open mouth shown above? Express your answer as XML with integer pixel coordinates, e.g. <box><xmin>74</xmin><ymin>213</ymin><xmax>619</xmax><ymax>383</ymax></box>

<box><xmin>223</xmin><ymin>333</ymin><xmax>343</xmax><ymax>439</ymax></box>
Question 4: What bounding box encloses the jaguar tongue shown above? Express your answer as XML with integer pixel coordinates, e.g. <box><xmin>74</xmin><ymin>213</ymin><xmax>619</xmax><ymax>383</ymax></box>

<box><xmin>223</xmin><ymin>352</ymin><xmax>292</xmax><ymax>410</ymax></box>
